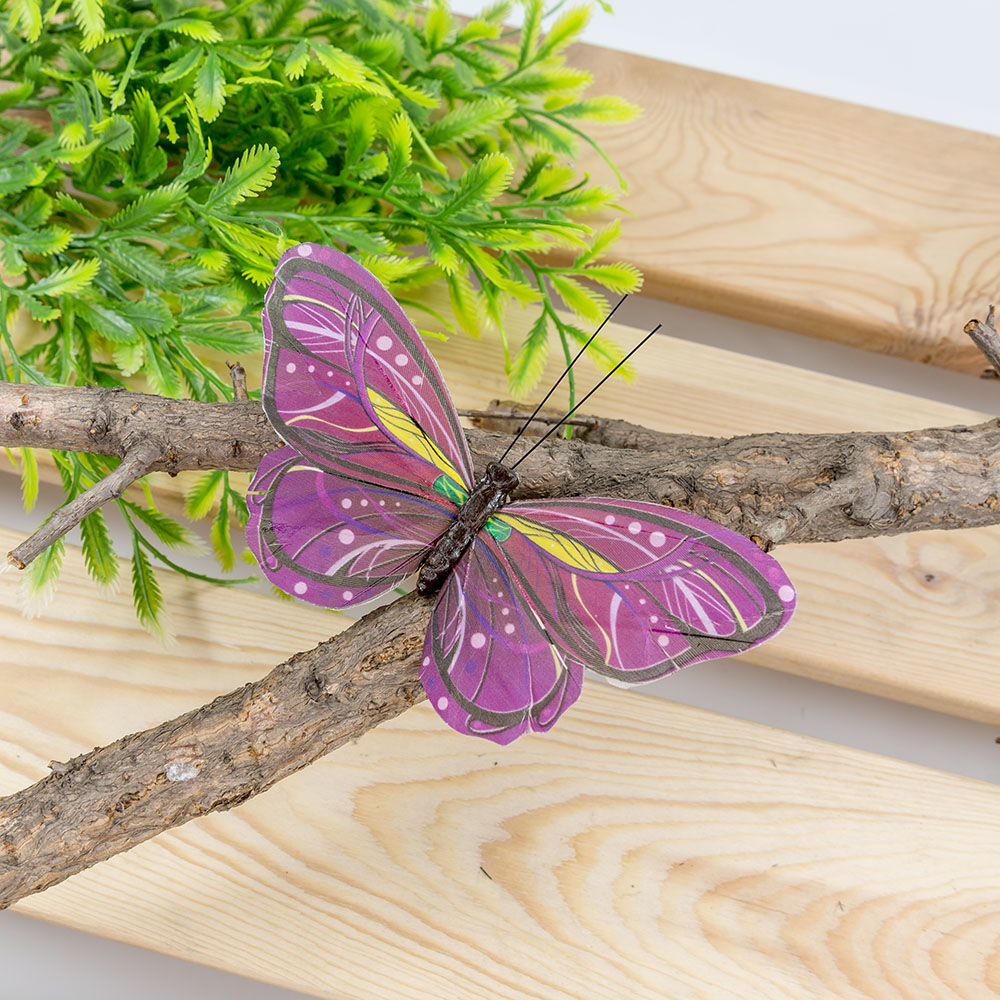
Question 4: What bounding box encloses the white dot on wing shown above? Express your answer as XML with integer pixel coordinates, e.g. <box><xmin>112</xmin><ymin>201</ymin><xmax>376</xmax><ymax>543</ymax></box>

<box><xmin>285</xmin><ymin>362</ymin><xmax>296</xmax><ymax>373</ymax></box>
<box><xmin>294</xmin><ymin>582</ymin><xmax>307</xmax><ymax>594</ymax></box>
<box><xmin>338</xmin><ymin>528</ymin><xmax>354</xmax><ymax>544</ymax></box>
<box><xmin>343</xmin><ymin>590</ymin><xmax>353</xmax><ymax>601</ymax></box>
<box><xmin>628</xmin><ymin>521</ymin><xmax>641</xmax><ymax>534</ymax></box>
<box><xmin>437</xmin><ymin>696</ymin><xmax>448</xmax><ymax>710</ymax></box>
<box><xmin>297</xmin><ymin>244</ymin><xmax>312</xmax><ymax>256</ymax></box>
<box><xmin>412</xmin><ymin>375</ymin><xmax>423</xmax><ymax>386</ymax></box>
<box><xmin>395</xmin><ymin>354</ymin><xmax>407</xmax><ymax>366</ymax></box>
<box><xmin>470</xmin><ymin>633</ymin><xmax>486</xmax><ymax>649</ymax></box>
<box><xmin>376</xmin><ymin>335</ymin><xmax>392</xmax><ymax>350</ymax></box>
<box><xmin>779</xmin><ymin>585</ymin><xmax>795</xmax><ymax>603</ymax></box>
<box><xmin>650</xmin><ymin>530</ymin><xmax>666</xmax><ymax>547</ymax></box>
<box><xmin>341</xmin><ymin>499</ymin><xmax>352</xmax><ymax>509</ymax></box>
<box><xmin>604</xmin><ymin>514</ymin><xmax>615</xmax><ymax>525</ymax></box>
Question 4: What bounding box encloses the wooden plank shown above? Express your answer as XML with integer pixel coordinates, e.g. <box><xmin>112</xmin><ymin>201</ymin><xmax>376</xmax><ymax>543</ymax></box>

<box><xmin>2</xmin><ymin>535</ymin><xmax>998</xmax><ymax>999</ymax></box>
<box><xmin>573</xmin><ymin>44</ymin><xmax>1000</xmax><ymax>374</ymax></box>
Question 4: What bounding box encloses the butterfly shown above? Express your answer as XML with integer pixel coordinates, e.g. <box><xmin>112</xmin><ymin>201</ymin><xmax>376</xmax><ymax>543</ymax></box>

<box><xmin>246</xmin><ymin>244</ymin><xmax>796</xmax><ymax>745</ymax></box>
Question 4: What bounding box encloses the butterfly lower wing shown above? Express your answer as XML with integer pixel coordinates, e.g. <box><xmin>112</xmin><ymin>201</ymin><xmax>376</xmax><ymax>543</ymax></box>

<box><xmin>247</xmin><ymin>446</ymin><xmax>457</xmax><ymax>608</ymax></box>
<box><xmin>491</xmin><ymin>498</ymin><xmax>796</xmax><ymax>682</ymax></box>
<box><xmin>263</xmin><ymin>244</ymin><xmax>474</xmax><ymax>500</ymax></box>
<box><xmin>421</xmin><ymin>532</ymin><xmax>584</xmax><ymax>745</ymax></box>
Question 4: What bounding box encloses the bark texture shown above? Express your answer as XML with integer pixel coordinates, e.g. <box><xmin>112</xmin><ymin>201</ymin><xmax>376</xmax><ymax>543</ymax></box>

<box><xmin>2</xmin><ymin>381</ymin><xmax>999</xmax><ymax>551</ymax></box>
<box><xmin>0</xmin><ymin>592</ymin><xmax>432</xmax><ymax>908</ymax></box>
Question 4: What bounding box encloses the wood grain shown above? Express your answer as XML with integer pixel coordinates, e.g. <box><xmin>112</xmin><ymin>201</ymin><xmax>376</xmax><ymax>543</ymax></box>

<box><xmin>1</xmin><ymin>535</ymin><xmax>998</xmax><ymax>998</ymax></box>
<box><xmin>572</xmin><ymin>44</ymin><xmax>1000</xmax><ymax>374</ymax></box>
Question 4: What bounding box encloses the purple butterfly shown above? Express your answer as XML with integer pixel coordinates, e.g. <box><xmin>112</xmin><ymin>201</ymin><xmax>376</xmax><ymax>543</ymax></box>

<box><xmin>246</xmin><ymin>245</ymin><xmax>796</xmax><ymax>744</ymax></box>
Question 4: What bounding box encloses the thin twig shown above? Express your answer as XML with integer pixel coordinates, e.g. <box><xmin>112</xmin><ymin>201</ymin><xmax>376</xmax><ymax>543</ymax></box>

<box><xmin>226</xmin><ymin>361</ymin><xmax>248</xmax><ymax>401</ymax></box>
<box><xmin>964</xmin><ymin>305</ymin><xmax>1000</xmax><ymax>379</ymax></box>
<box><xmin>6</xmin><ymin>440</ymin><xmax>160</xmax><ymax>569</ymax></box>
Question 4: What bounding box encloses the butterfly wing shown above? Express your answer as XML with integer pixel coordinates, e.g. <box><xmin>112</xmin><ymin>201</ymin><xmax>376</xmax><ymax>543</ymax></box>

<box><xmin>262</xmin><ymin>243</ymin><xmax>474</xmax><ymax>500</ymax></box>
<box><xmin>420</xmin><ymin>531</ymin><xmax>584</xmax><ymax>745</ymax></box>
<box><xmin>247</xmin><ymin>446</ymin><xmax>458</xmax><ymax>608</ymax></box>
<box><xmin>421</xmin><ymin>497</ymin><xmax>795</xmax><ymax>742</ymax></box>
<box><xmin>491</xmin><ymin>498</ymin><xmax>795</xmax><ymax>682</ymax></box>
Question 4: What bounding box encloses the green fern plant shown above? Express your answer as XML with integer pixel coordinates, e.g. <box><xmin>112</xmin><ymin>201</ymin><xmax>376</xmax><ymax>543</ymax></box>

<box><xmin>0</xmin><ymin>0</ymin><xmax>641</xmax><ymax>628</ymax></box>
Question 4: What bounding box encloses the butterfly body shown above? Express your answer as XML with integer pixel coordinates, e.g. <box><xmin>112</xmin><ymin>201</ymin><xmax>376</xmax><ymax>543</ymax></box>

<box><xmin>248</xmin><ymin>243</ymin><xmax>796</xmax><ymax>745</ymax></box>
<box><xmin>417</xmin><ymin>462</ymin><xmax>519</xmax><ymax>595</ymax></box>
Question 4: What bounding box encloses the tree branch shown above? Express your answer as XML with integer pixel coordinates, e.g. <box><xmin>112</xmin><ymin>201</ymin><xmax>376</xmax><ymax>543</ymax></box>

<box><xmin>6</xmin><ymin>440</ymin><xmax>160</xmax><ymax>569</ymax></box>
<box><xmin>0</xmin><ymin>591</ymin><xmax>432</xmax><ymax>909</ymax></box>
<box><xmin>2</xmin><ymin>306</ymin><xmax>999</xmax><ymax>909</ymax></box>
<box><xmin>2</xmin><ymin>382</ymin><xmax>1000</xmax><ymax>559</ymax></box>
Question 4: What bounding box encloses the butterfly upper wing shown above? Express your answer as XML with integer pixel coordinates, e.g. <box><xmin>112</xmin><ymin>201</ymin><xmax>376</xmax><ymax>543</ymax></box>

<box><xmin>491</xmin><ymin>498</ymin><xmax>796</xmax><ymax>682</ymax></box>
<box><xmin>262</xmin><ymin>243</ymin><xmax>474</xmax><ymax>500</ymax></box>
<box><xmin>247</xmin><ymin>445</ymin><xmax>459</xmax><ymax>608</ymax></box>
<box><xmin>420</xmin><ymin>531</ymin><xmax>584</xmax><ymax>745</ymax></box>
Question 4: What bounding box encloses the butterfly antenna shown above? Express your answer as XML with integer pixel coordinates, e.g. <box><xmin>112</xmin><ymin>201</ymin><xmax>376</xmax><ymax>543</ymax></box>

<box><xmin>509</xmin><ymin>323</ymin><xmax>663</xmax><ymax>471</ymax></box>
<box><xmin>497</xmin><ymin>293</ymin><xmax>629</xmax><ymax>465</ymax></box>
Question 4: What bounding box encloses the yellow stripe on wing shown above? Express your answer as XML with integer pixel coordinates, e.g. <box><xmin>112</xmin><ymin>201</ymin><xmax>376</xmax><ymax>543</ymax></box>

<box><xmin>497</xmin><ymin>513</ymin><xmax>618</xmax><ymax>573</ymax></box>
<box><xmin>282</xmin><ymin>293</ymin><xmax>347</xmax><ymax>319</ymax></box>
<box><xmin>368</xmin><ymin>389</ymin><xmax>466</xmax><ymax>489</ymax></box>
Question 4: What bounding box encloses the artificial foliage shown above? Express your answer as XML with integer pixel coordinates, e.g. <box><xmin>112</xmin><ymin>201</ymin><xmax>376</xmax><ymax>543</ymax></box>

<box><xmin>0</xmin><ymin>0</ymin><xmax>641</xmax><ymax>628</ymax></box>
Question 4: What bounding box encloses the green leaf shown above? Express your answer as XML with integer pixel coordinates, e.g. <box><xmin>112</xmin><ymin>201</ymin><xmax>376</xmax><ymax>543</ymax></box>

<box><xmin>130</xmin><ymin>539</ymin><xmax>163</xmax><ymax>634</ymax></box>
<box><xmin>284</xmin><ymin>39</ymin><xmax>310</xmax><ymax>79</ymax></box>
<box><xmin>142</xmin><ymin>336</ymin><xmax>182</xmax><ymax>396</ymax></box>
<box><xmin>111</xmin><ymin>340</ymin><xmax>145</xmax><ymax>376</ymax></box>
<box><xmin>9</xmin><ymin>0</ymin><xmax>43</xmax><ymax>42</ymax></box>
<box><xmin>424</xmin><ymin>96</ymin><xmax>515</xmax><ymax>146</ymax></box>
<box><xmin>185</xmin><ymin>470</ymin><xmax>224</xmax><ymax>521</ymax></box>
<box><xmin>21</xmin><ymin>537</ymin><xmax>64</xmax><ymax>614</ymax></box>
<box><xmin>9</xmin><ymin>226</ymin><xmax>72</xmax><ymax>264</ymax></box>
<box><xmin>19</xmin><ymin>447</ymin><xmax>39</xmax><ymax>513</ymax></box>
<box><xmin>558</xmin><ymin>96</ymin><xmax>640</xmax><ymax>123</ymax></box>
<box><xmin>563</xmin><ymin>324</ymin><xmax>632</xmax><ymax>379</ymax></box>
<box><xmin>436</xmin><ymin>151</ymin><xmax>513</xmax><ymax>216</ymax></box>
<box><xmin>159</xmin><ymin>18</ymin><xmax>223</xmax><ymax>43</ymax></box>
<box><xmin>194</xmin><ymin>49</ymin><xmax>226</xmax><ymax>122</ymax></box>
<box><xmin>28</xmin><ymin>258</ymin><xmax>100</xmax><ymax>297</ymax></box>
<box><xmin>508</xmin><ymin>310</ymin><xmax>549</xmax><ymax>397</ymax></box>
<box><xmin>127</xmin><ymin>501</ymin><xmax>197</xmax><ymax>549</ymax></box>
<box><xmin>210</xmin><ymin>492</ymin><xmax>236</xmax><ymax>571</ymax></box>
<box><xmin>106</xmin><ymin>181</ymin><xmax>186</xmax><ymax>229</ymax></box>
<box><xmin>310</xmin><ymin>41</ymin><xmax>367</xmax><ymax>84</ymax></box>
<box><xmin>80</xmin><ymin>508</ymin><xmax>119</xmax><ymax>589</ymax></box>
<box><xmin>384</xmin><ymin>113</ymin><xmax>412</xmax><ymax>179</ymax></box>
<box><xmin>129</xmin><ymin>88</ymin><xmax>166</xmax><ymax>183</ymax></box>
<box><xmin>160</xmin><ymin>46</ymin><xmax>204</xmax><ymax>84</ymax></box>
<box><xmin>424</xmin><ymin>2</ymin><xmax>451</xmax><ymax>49</ymax></box>
<box><xmin>536</xmin><ymin>5</ymin><xmax>591</xmax><ymax>60</ymax></box>
<box><xmin>204</xmin><ymin>144</ymin><xmax>280</xmax><ymax>210</ymax></box>
<box><xmin>549</xmin><ymin>272</ymin><xmax>606</xmax><ymax>324</ymax></box>
<box><xmin>72</xmin><ymin>0</ymin><xmax>105</xmax><ymax>51</ymax></box>
<box><xmin>580</xmin><ymin>262</ymin><xmax>642</xmax><ymax>295</ymax></box>
<box><xmin>518</xmin><ymin>0</ymin><xmax>544</xmax><ymax>67</ymax></box>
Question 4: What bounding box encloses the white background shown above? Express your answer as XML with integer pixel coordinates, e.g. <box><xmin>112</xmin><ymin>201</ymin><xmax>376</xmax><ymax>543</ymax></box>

<box><xmin>3</xmin><ymin>1</ymin><xmax>999</xmax><ymax>996</ymax></box>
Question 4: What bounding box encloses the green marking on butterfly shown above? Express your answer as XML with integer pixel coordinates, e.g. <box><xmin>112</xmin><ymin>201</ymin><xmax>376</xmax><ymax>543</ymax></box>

<box><xmin>433</xmin><ymin>474</ymin><xmax>468</xmax><ymax>505</ymax></box>
<box><xmin>485</xmin><ymin>517</ymin><xmax>512</xmax><ymax>543</ymax></box>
